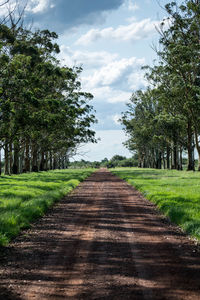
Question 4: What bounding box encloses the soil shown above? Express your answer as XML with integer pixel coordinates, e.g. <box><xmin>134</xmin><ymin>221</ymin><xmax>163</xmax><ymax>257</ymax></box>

<box><xmin>0</xmin><ymin>169</ymin><xmax>199</xmax><ymax>300</ymax></box>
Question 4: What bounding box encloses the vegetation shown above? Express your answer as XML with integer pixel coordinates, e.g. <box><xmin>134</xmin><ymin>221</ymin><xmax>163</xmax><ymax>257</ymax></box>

<box><xmin>69</xmin><ymin>155</ymin><xmax>138</xmax><ymax>169</ymax></box>
<box><xmin>112</xmin><ymin>168</ymin><xmax>200</xmax><ymax>240</ymax></box>
<box><xmin>0</xmin><ymin>168</ymin><xmax>94</xmax><ymax>246</ymax></box>
<box><xmin>121</xmin><ymin>0</ymin><xmax>200</xmax><ymax>171</ymax></box>
<box><xmin>0</xmin><ymin>2</ymin><xmax>97</xmax><ymax>176</ymax></box>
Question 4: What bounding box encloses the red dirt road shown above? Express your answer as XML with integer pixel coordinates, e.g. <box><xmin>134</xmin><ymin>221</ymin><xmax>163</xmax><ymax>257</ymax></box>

<box><xmin>0</xmin><ymin>169</ymin><xmax>199</xmax><ymax>299</ymax></box>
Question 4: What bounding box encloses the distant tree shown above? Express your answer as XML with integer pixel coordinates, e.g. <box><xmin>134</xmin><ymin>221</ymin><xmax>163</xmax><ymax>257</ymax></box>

<box><xmin>110</xmin><ymin>155</ymin><xmax>126</xmax><ymax>161</ymax></box>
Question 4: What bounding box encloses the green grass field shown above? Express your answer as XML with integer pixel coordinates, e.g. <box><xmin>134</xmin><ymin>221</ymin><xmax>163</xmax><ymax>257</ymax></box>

<box><xmin>0</xmin><ymin>169</ymin><xmax>94</xmax><ymax>246</ymax></box>
<box><xmin>111</xmin><ymin>168</ymin><xmax>200</xmax><ymax>241</ymax></box>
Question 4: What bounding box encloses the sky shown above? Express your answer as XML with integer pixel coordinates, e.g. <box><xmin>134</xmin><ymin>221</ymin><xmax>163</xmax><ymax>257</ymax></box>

<box><xmin>1</xmin><ymin>0</ymin><xmax>170</xmax><ymax>161</ymax></box>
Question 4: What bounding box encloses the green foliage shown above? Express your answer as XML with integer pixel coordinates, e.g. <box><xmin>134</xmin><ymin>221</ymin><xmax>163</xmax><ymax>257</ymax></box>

<box><xmin>112</xmin><ymin>168</ymin><xmax>200</xmax><ymax>240</ymax></box>
<box><xmin>121</xmin><ymin>0</ymin><xmax>200</xmax><ymax>171</ymax></box>
<box><xmin>0</xmin><ymin>169</ymin><xmax>94</xmax><ymax>246</ymax></box>
<box><xmin>0</xmin><ymin>21</ymin><xmax>97</xmax><ymax>175</ymax></box>
<box><xmin>69</xmin><ymin>155</ymin><xmax>138</xmax><ymax>169</ymax></box>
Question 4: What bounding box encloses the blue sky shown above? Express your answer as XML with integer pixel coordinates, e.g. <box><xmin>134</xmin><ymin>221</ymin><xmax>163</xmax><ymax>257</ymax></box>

<box><xmin>1</xmin><ymin>0</ymin><xmax>170</xmax><ymax>161</ymax></box>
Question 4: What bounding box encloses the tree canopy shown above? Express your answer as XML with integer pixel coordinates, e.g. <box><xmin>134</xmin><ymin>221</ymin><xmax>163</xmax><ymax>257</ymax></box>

<box><xmin>0</xmin><ymin>7</ymin><xmax>97</xmax><ymax>175</ymax></box>
<box><xmin>121</xmin><ymin>0</ymin><xmax>200</xmax><ymax>171</ymax></box>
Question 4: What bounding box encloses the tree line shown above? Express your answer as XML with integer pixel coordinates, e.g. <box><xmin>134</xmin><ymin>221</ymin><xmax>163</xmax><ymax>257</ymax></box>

<box><xmin>0</xmin><ymin>3</ymin><xmax>96</xmax><ymax>175</ymax></box>
<box><xmin>121</xmin><ymin>0</ymin><xmax>200</xmax><ymax>171</ymax></box>
<box><xmin>69</xmin><ymin>155</ymin><xmax>138</xmax><ymax>169</ymax></box>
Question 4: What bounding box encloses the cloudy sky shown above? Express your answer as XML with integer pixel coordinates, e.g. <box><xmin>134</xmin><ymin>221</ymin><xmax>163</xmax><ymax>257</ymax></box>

<box><xmin>2</xmin><ymin>0</ymin><xmax>170</xmax><ymax>161</ymax></box>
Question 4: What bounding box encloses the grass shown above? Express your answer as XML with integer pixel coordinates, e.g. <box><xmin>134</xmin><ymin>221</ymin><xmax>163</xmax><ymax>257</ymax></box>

<box><xmin>0</xmin><ymin>169</ymin><xmax>94</xmax><ymax>246</ymax></box>
<box><xmin>111</xmin><ymin>167</ymin><xmax>200</xmax><ymax>241</ymax></box>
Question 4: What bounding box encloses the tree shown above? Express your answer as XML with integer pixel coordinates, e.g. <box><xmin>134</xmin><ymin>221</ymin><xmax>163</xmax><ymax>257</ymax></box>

<box><xmin>122</xmin><ymin>0</ymin><xmax>200</xmax><ymax>171</ymax></box>
<box><xmin>155</xmin><ymin>0</ymin><xmax>200</xmax><ymax>169</ymax></box>
<box><xmin>0</xmin><ymin>23</ymin><xmax>97</xmax><ymax>174</ymax></box>
<box><xmin>121</xmin><ymin>86</ymin><xmax>186</xmax><ymax>170</ymax></box>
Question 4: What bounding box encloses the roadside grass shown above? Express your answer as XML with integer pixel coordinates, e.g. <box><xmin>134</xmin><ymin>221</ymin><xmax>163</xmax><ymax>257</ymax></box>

<box><xmin>0</xmin><ymin>169</ymin><xmax>94</xmax><ymax>246</ymax></box>
<box><xmin>111</xmin><ymin>168</ymin><xmax>200</xmax><ymax>241</ymax></box>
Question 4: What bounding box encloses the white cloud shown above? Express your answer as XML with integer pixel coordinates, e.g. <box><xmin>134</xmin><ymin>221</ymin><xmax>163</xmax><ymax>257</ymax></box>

<box><xmin>127</xmin><ymin>1</ymin><xmax>139</xmax><ymax>11</ymax></box>
<box><xmin>128</xmin><ymin>71</ymin><xmax>148</xmax><ymax>90</ymax></box>
<box><xmin>122</xmin><ymin>0</ymin><xmax>139</xmax><ymax>11</ymax></box>
<box><xmin>26</xmin><ymin>0</ymin><xmax>49</xmax><ymax>14</ymax></box>
<box><xmin>107</xmin><ymin>91</ymin><xmax>132</xmax><ymax>103</ymax></box>
<box><xmin>58</xmin><ymin>46</ymin><xmax>146</xmax><ymax>94</ymax></box>
<box><xmin>112</xmin><ymin>114</ymin><xmax>121</xmax><ymax>125</ymax></box>
<box><xmin>126</xmin><ymin>16</ymin><xmax>137</xmax><ymax>23</ymax></box>
<box><xmin>83</xmin><ymin>86</ymin><xmax>131</xmax><ymax>104</ymax></box>
<box><xmin>82</xmin><ymin>56</ymin><xmax>145</xmax><ymax>89</ymax></box>
<box><xmin>58</xmin><ymin>46</ymin><xmax>118</xmax><ymax>68</ymax></box>
<box><xmin>75</xmin><ymin>18</ymin><xmax>159</xmax><ymax>45</ymax></box>
<box><xmin>58</xmin><ymin>45</ymin><xmax>146</xmax><ymax>106</ymax></box>
<box><xmin>0</xmin><ymin>0</ymin><xmax>49</xmax><ymax>18</ymax></box>
<box><xmin>0</xmin><ymin>0</ymin><xmax>17</xmax><ymax>17</ymax></box>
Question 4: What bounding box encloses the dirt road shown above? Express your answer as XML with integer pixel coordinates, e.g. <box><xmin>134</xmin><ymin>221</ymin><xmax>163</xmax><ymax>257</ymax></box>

<box><xmin>0</xmin><ymin>169</ymin><xmax>199</xmax><ymax>299</ymax></box>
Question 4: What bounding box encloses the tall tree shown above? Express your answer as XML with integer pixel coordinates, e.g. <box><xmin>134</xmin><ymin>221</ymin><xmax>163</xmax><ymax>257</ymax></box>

<box><xmin>155</xmin><ymin>0</ymin><xmax>200</xmax><ymax>169</ymax></box>
<box><xmin>0</xmin><ymin>23</ymin><xmax>97</xmax><ymax>174</ymax></box>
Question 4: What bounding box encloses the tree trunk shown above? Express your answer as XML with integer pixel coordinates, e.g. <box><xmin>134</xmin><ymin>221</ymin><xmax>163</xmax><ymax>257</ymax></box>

<box><xmin>152</xmin><ymin>149</ymin><xmax>156</xmax><ymax>168</ymax></box>
<box><xmin>163</xmin><ymin>152</ymin><xmax>166</xmax><ymax>169</ymax></box>
<box><xmin>9</xmin><ymin>142</ymin><xmax>13</xmax><ymax>174</ymax></box>
<box><xmin>173</xmin><ymin>141</ymin><xmax>178</xmax><ymax>170</ymax></box>
<box><xmin>179</xmin><ymin>147</ymin><xmax>183</xmax><ymax>170</ymax></box>
<box><xmin>39</xmin><ymin>151</ymin><xmax>45</xmax><ymax>171</ymax></box>
<box><xmin>49</xmin><ymin>151</ymin><xmax>53</xmax><ymax>170</ymax></box>
<box><xmin>187</xmin><ymin>121</ymin><xmax>194</xmax><ymax>170</ymax></box>
<box><xmin>177</xmin><ymin>146</ymin><xmax>180</xmax><ymax>170</ymax></box>
<box><xmin>170</xmin><ymin>143</ymin><xmax>174</xmax><ymax>169</ymax></box>
<box><xmin>65</xmin><ymin>156</ymin><xmax>69</xmax><ymax>169</ymax></box>
<box><xmin>12</xmin><ymin>140</ymin><xmax>20</xmax><ymax>174</ymax></box>
<box><xmin>156</xmin><ymin>151</ymin><xmax>162</xmax><ymax>169</ymax></box>
<box><xmin>53</xmin><ymin>155</ymin><xmax>57</xmax><ymax>169</ymax></box>
<box><xmin>61</xmin><ymin>157</ymin><xmax>65</xmax><ymax>169</ymax></box>
<box><xmin>58</xmin><ymin>157</ymin><xmax>61</xmax><ymax>169</ymax></box>
<box><xmin>166</xmin><ymin>145</ymin><xmax>170</xmax><ymax>169</ymax></box>
<box><xmin>44</xmin><ymin>152</ymin><xmax>49</xmax><ymax>170</ymax></box>
<box><xmin>24</xmin><ymin>140</ymin><xmax>30</xmax><ymax>172</ymax></box>
<box><xmin>20</xmin><ymin>146</ymin><xmax>25</xmax><ymax>174</ymax></box>
<box><xmin>4</xmin><ymin>141</ymin><xmax>10</xmax><ymax>175</ymax></box>
<box><xmin>192</xmin><ymin>136</ymin><xmax>195</xmax><ymax>170</ymax></box>
<box><xmin>159</xmin><ymin>152</ymin><xmax>162</xmax><ymax>169</ymax></box>
<box><xmin>138</xmin><ymin>153</ymin><xmax>142</xmax><ymax>168</ymax></box>
<box><xmin>0</xmin><ymin>147</ymin><xmax>2</xmax><ymax>176</ymax></box>
<box><xmin>31</xmin><ymin>144</ymin><xmax>38</xmax><ymax>172</ymax></box>
<box><xmin>194</xmin><ymin>129</ymin><xmax>200</xmax><ymax>171</ymax></box>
